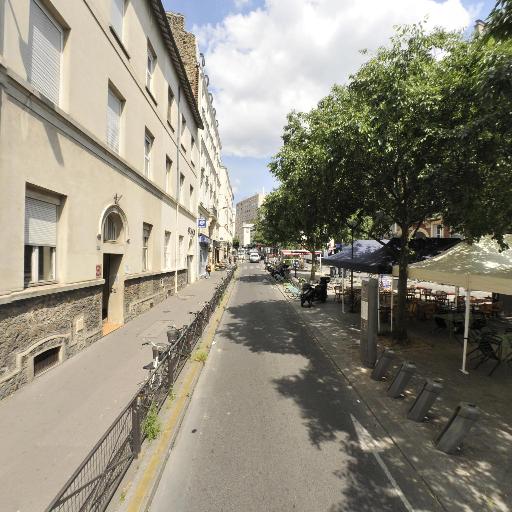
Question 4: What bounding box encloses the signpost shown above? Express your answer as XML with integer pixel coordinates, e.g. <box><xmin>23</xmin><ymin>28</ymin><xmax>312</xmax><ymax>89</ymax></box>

<box><xmin>198</xmin><ymin>218</ymin><xmax>207</xmax><ymax>228</ymax></box>
<box><xmin>360</xmin><ymin>278</ymin><xmax>378</xmax><ymax>368</ymax></box>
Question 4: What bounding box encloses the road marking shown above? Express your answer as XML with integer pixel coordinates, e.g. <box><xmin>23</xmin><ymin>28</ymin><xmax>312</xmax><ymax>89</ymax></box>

<box><xmin>351</xmin><ymin>414</ymin><xmax>414</xmax><ymax>512</ymax></box>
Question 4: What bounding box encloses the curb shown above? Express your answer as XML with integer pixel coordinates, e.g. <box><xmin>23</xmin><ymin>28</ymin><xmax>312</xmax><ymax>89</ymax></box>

<box><xmin>113</xmin><ymin>270</ymin><xmax>238</xmax><ymax>512</ymax></box>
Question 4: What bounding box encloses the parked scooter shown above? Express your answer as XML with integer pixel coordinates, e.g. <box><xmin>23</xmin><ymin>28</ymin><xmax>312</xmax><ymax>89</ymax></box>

<box><xmin>300</xmin><ymin>276</ymin><xmax>330</xmax><ymax>307</ymax></box>
<box><xmin>267</xmin><ymin>262</ymin><xmax>290</xmax><ymax>281</ymax></box>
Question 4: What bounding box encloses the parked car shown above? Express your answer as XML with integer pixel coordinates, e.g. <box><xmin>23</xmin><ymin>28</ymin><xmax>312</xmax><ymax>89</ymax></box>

<box><xmin>249</xmin><ymin>252</ymin><xmax>260</xmax><ymax>263</ymax></box>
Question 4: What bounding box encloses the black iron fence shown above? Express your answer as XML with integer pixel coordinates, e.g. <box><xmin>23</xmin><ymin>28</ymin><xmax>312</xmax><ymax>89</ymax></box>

<box><xmin>45</xmin><ymin>267</ymin><xmax>237</xmax><ymax>512</ymax></box>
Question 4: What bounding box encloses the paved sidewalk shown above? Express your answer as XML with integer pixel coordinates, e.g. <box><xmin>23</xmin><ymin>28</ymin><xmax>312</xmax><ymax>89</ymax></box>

<box><xmin>284</xmin><ymin>292</ymin><xmax>512</xmax><ymax>512</ymax></box>
<box><xmin>0</xmin><ymin>271</ymin><xmax>227</xmax><ymax>512</ymax></box>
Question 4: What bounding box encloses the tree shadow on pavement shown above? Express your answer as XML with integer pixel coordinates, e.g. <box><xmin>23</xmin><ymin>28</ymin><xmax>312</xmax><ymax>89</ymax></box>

<box><xmin>217</xmin><ymin>277</ymin><xmax>435</xmax><ymax>511</ymax></box>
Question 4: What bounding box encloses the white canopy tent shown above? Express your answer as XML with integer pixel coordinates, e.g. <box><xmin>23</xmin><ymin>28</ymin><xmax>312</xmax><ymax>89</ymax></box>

<box><xmin>393</xmin><ymin>235</ymin><xmax>512</xmax><ymax>373</ymax></box>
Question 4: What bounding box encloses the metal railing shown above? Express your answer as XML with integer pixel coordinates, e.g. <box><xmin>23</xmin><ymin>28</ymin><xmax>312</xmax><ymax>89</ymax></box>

<box><xmin>45</xmin><ymin>266</ymin><xmax>237</xmax><ymax>512</ymax></box>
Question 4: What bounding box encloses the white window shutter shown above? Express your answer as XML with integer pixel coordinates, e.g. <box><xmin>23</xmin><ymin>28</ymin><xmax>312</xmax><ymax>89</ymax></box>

<box><xmin>107</xmin><ymin>89</ymin><xmax>121</xmax><ymax>152</ymax></box>
<box><xmin>25</xmin><ymin>197</ymin><xmax>57</xmax><ymax>246</ymax></box>
<box><xmin>30</xmin><ymin>1</ymin><xmax>62</xmax><ymax>104</ymax></box>
<box><xmin>111</xmin><ymin>0</ymin><xmax>124</xmax><ymax>36</ymax></box>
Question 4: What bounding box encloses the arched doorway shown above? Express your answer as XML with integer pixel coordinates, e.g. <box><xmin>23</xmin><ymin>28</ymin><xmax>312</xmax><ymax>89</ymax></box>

<box><xmin>99</xmin><ymin>205</ymin><xmax>128</xmax><ymax>334</ymax></box>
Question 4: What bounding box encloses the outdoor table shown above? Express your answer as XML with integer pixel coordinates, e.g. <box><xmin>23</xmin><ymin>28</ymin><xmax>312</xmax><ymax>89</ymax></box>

<box><xmin>434</xmin><ymin>312</ymin><xmax>467</xmax><ymax>339</ymax></box>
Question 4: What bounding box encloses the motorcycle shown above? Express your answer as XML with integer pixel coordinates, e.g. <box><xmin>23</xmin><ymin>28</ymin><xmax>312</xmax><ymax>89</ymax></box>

<box><xmin>267</xmin><ymin>262</ymin><xmax>290</xmax><ymax>281</ymax></box>
<box><xmin>300</xmin><ymin>276</ymin><xmax>330</xmax><ymax>307</ymax></box>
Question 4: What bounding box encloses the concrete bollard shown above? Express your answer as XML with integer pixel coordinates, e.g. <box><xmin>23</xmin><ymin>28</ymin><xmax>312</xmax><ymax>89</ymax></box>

<box><xmin>371</xmin><ymin>349</ymin><xmax>395</xmax><ymax>381</ymax></box>
<box><xmin>407</xmin><ymin>379</ymin><xmax>443</xmax><ymax>422</ymax></box>
<box><xmin>387</xmin><ymin>361</ymin><xmax>416</xmax><ymax>398</ymax></box>
<box><xmin>435</xmin><ymin>402</ymin><xmax>480</xmax><ymax>454</ymax></box>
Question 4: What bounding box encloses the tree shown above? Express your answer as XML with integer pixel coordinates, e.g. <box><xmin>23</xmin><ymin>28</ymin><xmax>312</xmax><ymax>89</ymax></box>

<box><xmin>232</xmin><ymin>237</ymin><xmax>240</xmax><ymax>250</ymax></box>
<box><xmin>436</xmin><ymin>24</ymin><xmax>512</xmax><ymax>245</ymax></box>
<box><xmin>322</xmin><ymin>25</ymin><xmax>469</xmax><ymax>341</ymax></box>
<box><xmin>485</xmin><ymin>0</ymin><xmax>512</xmax><ymax>40</ymax></box>
<box><xmin>268</xmin><ymin>111</ymin><xmax>350</xmax><ymax>280</ymax></box>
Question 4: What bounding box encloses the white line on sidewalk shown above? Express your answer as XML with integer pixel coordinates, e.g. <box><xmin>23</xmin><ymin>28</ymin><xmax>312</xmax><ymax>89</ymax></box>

<box><xmin>351</xmin><ymin>414</ymin><xmax>414</xmax><ymax>512</ymax></box>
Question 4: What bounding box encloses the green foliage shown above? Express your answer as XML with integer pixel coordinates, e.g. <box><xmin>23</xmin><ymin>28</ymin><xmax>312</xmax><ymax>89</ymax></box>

<box><xmin>232</xmin><ymin>237</ymin><xmax>240</xmax><ymax>250</ymax></box>
<box><xmin>485</xmin><ymin>0</ymin><xmax>512</xmax><ymax>41</ymax></box>
<box><xmin>193</xmin><ymin>350</ymin><xmax>208</xmax><ymax>363</ymax></box>
<box><xmin>142</xmin><ymin>403</ymin><xmax>161</xmax><ymax>441</ymax></box>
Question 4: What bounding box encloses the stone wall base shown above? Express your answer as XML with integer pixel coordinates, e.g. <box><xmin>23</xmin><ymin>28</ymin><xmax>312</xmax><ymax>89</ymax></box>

<box><xmin>0</xmin><ymin>285</ymin><xmax>102</xmax><ymax>400</ymax></box>
<box><xmin>124</xmin><ymin>269</ymin><xmax>187</xmax><ymax>322</ymax></box>
<box><xmin>0</xmin><ymin>270</ymin><xmax>189</xmax><ymax>400</ymax></box>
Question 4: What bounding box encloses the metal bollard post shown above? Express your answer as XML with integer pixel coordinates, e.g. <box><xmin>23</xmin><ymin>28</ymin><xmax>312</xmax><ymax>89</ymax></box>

<box><xmin>371</xmin><ymin>349</ymin><xmax>395</xmax><ymax>381</ymax></box>
<box><xmin>435</xmin><ymin>402</ymin><xmax>480</xmax><ymax>454</ymax></box>
<box><xmin>131</xmin><ymin>397</ymin><xmax>142</xmax><ymax>458</ymax></box>
<box><xmin>407</xmin><ymin>378</ymin><xmax>443</xmax><ymax>422</ymax></box>
<box><xmin>387</xmin><ymin>361</ymin><xmax>416</xmax><ymax>398</ymax></box>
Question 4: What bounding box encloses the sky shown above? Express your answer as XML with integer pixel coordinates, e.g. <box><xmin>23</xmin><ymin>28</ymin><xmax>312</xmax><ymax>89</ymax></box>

<box><xmin>162</xmin><ymin>0</ymin><xmax>496</xmax><ymax>203</ymax></box>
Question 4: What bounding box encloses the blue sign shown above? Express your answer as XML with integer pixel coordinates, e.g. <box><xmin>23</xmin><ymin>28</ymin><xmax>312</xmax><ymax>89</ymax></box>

<box><xmin>198</xmin><ymin>218</ymin><xmax>207</xmax><ymax>228</ymax></box>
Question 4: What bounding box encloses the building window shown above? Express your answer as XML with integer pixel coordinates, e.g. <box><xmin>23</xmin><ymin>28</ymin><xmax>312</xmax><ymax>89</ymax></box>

<box><xmin>180</xmin><ymin>114</ymin><xmax>187</xmax><ymax>151</ymax></box>
<box><xmin>435</xmin><ymin>224</ymin><xmax>443</xmax><ymax>238</ymax></box>
<box><xmin>107</xmin><ymin>86</ymin><xmax>122</xmax><ymax>153</ymax></box>
<box><xmin>165</xmin><ymin>156</ymin><xmax>172</xmax><ymax>194</ymax></box>
<box><xmin>146</xmin><ymin>42</ymin><xmax>156</xmax><ymax>91</ymax></box>
<box><xmin>144</xmin><ymin>129</ymin><xmax>153</xmax><ymax>178</ymax></box>
<box><xmin>191</xmin><ymin>136</ymin><xmax>196</xmax><ymax>166</ymax></box>
<box><xmin>164</xmin><ymin>231</ymin><xmax>171</xmax><ymax>269</ymax></box>
<box><xmin>29</xmin><ymin>0</ymin><xmax>63</xmax><ymax>104</ymax></box>
<box><xmin>189</xmin><ymin>185</ymin><xmax>194</xmax><ymax>210</ymax></box>
<box><xmin>167</xmin><ymin>87</ymin><xmax>175</xmax><ymax>128</ymax></box>
<box><xmin>178</xmin><ymin>235</ymin><xmax>184</xmax><ymax>268</ymax></box>
<box><xmin>142</xmin><ymin>223</ymin><xmax>152</xmax><ymax>271</ymax></box>
<box><xmin>111</xmin><ymin>0</ymin><xmax>125</xmax><ymax>38</ymax></box>
<box><xmin>24</xmin><ymin>196</ymin><xmax>58</xmax><ymax>285</ymax></box>
<box><xmin>179</xmin><ymin>173</ymin><xmax>185</xmax><ymax>201</ymax></box>
<box><xmin>103</xmin><ymin>212</ymin><xmax>123</xmax><ymax>242</ymax></box>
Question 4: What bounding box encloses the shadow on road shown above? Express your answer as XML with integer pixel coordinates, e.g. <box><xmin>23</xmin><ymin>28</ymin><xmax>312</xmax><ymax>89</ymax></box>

<box><xmin>215</xmin><ymin>271</ymin><xmax>426</xmax><ymax>512</ymax></box>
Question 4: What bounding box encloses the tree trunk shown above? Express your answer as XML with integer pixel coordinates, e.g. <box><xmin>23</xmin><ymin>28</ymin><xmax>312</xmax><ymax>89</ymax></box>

<box><xmin>310</xmin><ymin>250</ymin><xmax>316</xmax><ymax>281</ymax></box>
<box><xmin>393</xmin><ymin>232</ymin><xmax>409</xmax><ymax>343</ymax></box>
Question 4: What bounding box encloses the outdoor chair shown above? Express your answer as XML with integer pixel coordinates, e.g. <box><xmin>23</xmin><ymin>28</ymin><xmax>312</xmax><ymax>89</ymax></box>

<box><xmin>491</xmin><ymin>301</ymin><xmax>503</xmax><ymax>317</ymax></box>
<box><xmin>469</xmin><ymin>334</ymin><xmax>503</xmax><ymax>376</ymax></box>
<box><xmin>333</xmin><ymin>285</ymin><xmax>342</xmax><ymax>303</ymax></box>
<box><xmin>407</xmin><ymin>300</ymin><xmax>418</xmax><ymax>319</ymax></box>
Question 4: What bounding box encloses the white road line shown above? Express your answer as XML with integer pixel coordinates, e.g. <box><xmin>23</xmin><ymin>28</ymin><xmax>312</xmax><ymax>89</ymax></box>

<box><xmin>351</xmin><ymin>414</ymin><xmax>414</xmax><ymax>512</ymax></box>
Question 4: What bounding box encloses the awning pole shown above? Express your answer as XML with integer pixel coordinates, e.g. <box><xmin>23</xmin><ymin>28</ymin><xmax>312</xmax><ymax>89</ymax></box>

<box><xmin>377</xmin><ymin>275</ymin><xmax>381</xmax><ymax>334</ymax></box>
<box><xmin>390</xmin><ymin>277</ymin><xmax>395</xmax><ymax>332</ymax></box>
<box><xmin>341</xmin><ymin>268</ymin><xmax>345</xmax><ymax>314</ymax></box>
<box><xmin>460</xmin><ymin>288</ymin><xmax>471</xmax><ymax>375</ymax></box>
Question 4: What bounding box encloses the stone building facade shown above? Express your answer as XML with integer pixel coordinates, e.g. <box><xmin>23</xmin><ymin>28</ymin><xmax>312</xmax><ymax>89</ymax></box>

<box><xmin>167</xmin><ymin>11</ymin><xmax>234</xmax><ymax>274</ymax></box>
<box><xmin>235</xmin><ymin>193</ymin><xmax>266</xmax><ymax>245</ymax></box>
<box><xmin>0</xmin><ymin>0</ymin><xmax>203</xmax><ymax>398</ymax></box>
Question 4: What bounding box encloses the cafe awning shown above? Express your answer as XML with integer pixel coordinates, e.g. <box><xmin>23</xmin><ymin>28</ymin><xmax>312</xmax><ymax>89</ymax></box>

<box><xmin>324</xmin><ymin>238</ymin><xmax>460</xmax><ymax>274</ymax></box>
<box><xmin>395</xmin><ymin>235</ymin><xmax>512</xmax><ymax>294</ymax></box>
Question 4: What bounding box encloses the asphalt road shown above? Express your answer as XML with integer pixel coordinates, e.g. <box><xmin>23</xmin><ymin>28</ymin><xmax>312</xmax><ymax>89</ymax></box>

<box><xmin>150</xmin><ymin>264</ymin><xmax>439</xmax><ymax>512</ymax></box>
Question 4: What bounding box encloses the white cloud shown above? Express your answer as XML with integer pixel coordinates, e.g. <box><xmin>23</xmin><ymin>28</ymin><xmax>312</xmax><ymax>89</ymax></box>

<box><xmin>234</xmin><ymin>0</ymin><xmax>251</xmax><ymax>8</ymax></box>
<box><xmin>197</xmin><ymin>0</ymin><xmax>473</xmax><ymax>158</ymax></box>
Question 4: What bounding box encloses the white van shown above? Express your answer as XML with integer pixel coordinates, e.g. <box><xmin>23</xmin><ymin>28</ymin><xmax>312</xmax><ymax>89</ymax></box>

<box><xmin>249</xmin><ymin>252</ymin><xmax>260</xmax><ymax>263</ymax></box>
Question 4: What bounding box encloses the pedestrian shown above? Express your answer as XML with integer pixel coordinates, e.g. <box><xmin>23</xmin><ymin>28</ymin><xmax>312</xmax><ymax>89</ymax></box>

<box><xmin>205</xmin><ymin>262</ymin><xmax>211</xmax><ymax>279</ymax></box>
